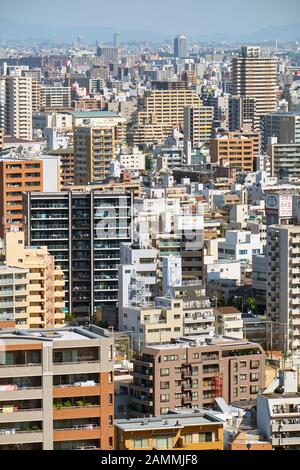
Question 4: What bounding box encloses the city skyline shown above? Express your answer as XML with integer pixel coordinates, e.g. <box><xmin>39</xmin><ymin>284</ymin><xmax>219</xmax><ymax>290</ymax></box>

<box><xmin>1</xmin><ymin>0</ymin><xmax>300</xmax><ymax>42</ymax></box>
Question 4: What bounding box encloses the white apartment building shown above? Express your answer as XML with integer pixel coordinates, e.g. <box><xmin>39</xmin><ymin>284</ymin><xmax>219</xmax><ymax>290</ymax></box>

<box><xmin>218</xmin><ymin>230</ymin><xmax>263</xmax><ymax>263</ymax></box>
<box><xmin>257</xmin><ymin>370</ymin><xmax>300</xmax><ymax>449</ymax></box>
<box><xmin>118</xmin><ymin>242</ymin><xmax>158</xmax><ymax>329</ymax></box>
<box><xmin>117</xmin><ymin>147</ymin><xmax>145</xmax><ymax>171</ymax></box>
<box><xmin>266</xmin><ymin>224</ymin><xmax>300</xmax><ymax>354</ymax></box>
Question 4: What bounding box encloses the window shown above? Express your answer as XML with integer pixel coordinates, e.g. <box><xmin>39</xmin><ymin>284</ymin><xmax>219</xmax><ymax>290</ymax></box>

<box><xmin>160</xmin><ymin>368</ymin><xmax>170</xmax><ymax>377</ymax></box>
<box><xmin>251</xmin><ymin>385</ymin><xmax>259</xmax><ymax>394</ymax></box>
<box><xmin>108</xmin><ymin>415</ymin><xmax>113</xmax><ymax>426</ymax></box>
<box><xmin>240</xmin><ymin>374</ymin><xmax>247</xmax><ymax>381</ymax></box>
<box><xmin>109</xmin><ymin>436</ymin><xmax>113</xmax><ymax>448</ymax></box>
<box><xmin>174</xmin><ymin>315</ymin><xmax>181</xmax><ymax>320</ymax></box>
<box><xmin>163</xmin><ymin>355</ymin><xmax>178</xmax><ymax>361</ymax></box>
<box><xmin>174</xmin><ymin>327</ymin><xmax>181</xmax><ymax>332</ymax></box>
<box><xmin>109</xmin><ymin>372</ymin><xmax>113</xmax><ymax>384</ymax></box>
<box><xmin>175</xmin><ymin>380</ymin><xmax>181</xmax><ymax>387</ymax></box>
<box><xmin>175</xmin><ymin>393</ymin><xmax>181</xmax><ymax>399</ymax></box>
<box><xmin>160</xmin><ymin>394</ymin><xmax>170</xmax><ymax>403</ymax></box>
<box><xmin>234</xmin><ymin>388</ymin><xmax>238</xmax><ymax>397</ymax></box>
<box><xmin>174</xmin><ymin>303</ymin><xmax>181</xmax><ymax>308</ymax></box>
<box><xmin>160</xmin><ymin>407</ymin><xmax>170</xmax><ymax>415</ymax></box>
<box><xmin>160</xmin><ymin>381</ymin><xmax>169</xmax><ymax>390</ymax></box>
<box><xmin>175</xmin><ymin>368</ymin><xmax>181</xmax><ymax>374</ymax></box>
<box><xmin>240</xmin><ymin>361</ymin><xmax>247</xmax><ymax>368</ymax></box>
<box><xmin>109</xmin><ymin>394</ymin><xmax>113</xmax><ymax>404</ymax></box>
<box><xmin>240</xmin><ymin>386</ymin><xmax>247</xmax><ymax>393</ymax></box>
<box><xmin>192</xmin><ymin>392</ymin><xmax>198</xmax><ymax>401</ymax></box>
<box><xmin>133</xmin><ymin>438</ymin><xmax>149</xmax><ymax>449</ymax></box>
<box><xmin>251</xmin><ymin>373</ymin><xmax>259</xmax><ymax>382</ymax></box>
<box><xmin>153</xmin><ymin>435</ymin><xmax>173</xmax><ymax>449</ymax></box>
<box><xmin>234</xmin><ymin>375</ymin><xmax>238</xmax><ymax>385</ymax></box>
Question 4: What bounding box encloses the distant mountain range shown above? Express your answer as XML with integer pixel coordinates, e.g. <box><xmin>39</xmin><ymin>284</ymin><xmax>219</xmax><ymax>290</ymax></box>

<box><xmin>0</xmin><ymin>17</ymin><xmax>300</xmax><ymax>44</ymax></box>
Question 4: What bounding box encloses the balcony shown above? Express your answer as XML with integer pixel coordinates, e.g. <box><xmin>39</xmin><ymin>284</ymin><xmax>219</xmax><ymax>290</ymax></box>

<box><xmin>182</xmin><ymin>394</ymin><xmax>192</xmax><ymax>404</ymax></box>
<box><xmin>53</xmin><ymin>384</ymin><xmax>100</xmax><ymax>398</ymax></box>
<box><xmin>53</xmin><ymin>426</ymin><xmax>100</xmax><ymax>442</ymax></box>
<box><xmin>53</xmin><ymin>405</ymin><xmax>101</xmax><ymax>420</ymax></box>
<box><xmin>0</xmin><ymin>387</ymin><xmax>42</xmax><ymax>401</ymax></box>
<box><xmin>0</xmin><ymin>364</ymin><xmax>42</xmax><ymax>378</ymax></box>
<box><xmin>0</xmin><ymin>408</ymin><xmax>43</xmax><ymax>423</ymax></box>
<box><xmin>0</xmin><ymin>429</ymin><xmax>43</xmax><ymax>444</ymax></box>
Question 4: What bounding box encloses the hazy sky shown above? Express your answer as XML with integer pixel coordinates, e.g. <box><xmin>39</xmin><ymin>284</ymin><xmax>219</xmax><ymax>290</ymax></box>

<box><xmin>2</xmin><ymin>0</ymin><xmax>300</xmax><ymax>35</ymax></box>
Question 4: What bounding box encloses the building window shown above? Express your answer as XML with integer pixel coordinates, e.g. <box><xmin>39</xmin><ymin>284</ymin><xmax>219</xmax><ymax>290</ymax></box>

<box><xmin>240</xmin><ymin>361</ymin><xmax>247</xmax><ymax>368</ymax></box>
<box><xmin>192</xmin><ymin>392</ymin><xmax>198</xmax><ymax>401</ymax></box>
<box><xmin>109</xmin><ymin>394</ymin><xmax>113</xmax><ymax>404</ymax></box>
<box><xmin>240</xmin><ymin>386</ymin><xmax>247</xmax><ymax>393</ymax></box>
<box><xmin>153</xmin><ymin>435</ymin><xmax>173</xmax><ymax>449</ymax></box>
<box><xmin>109</xmin><ymin>415</ymin><xmax>113</xmax><ymax>426</ymax></box>
<box><xmin>175</xmin><ymin>393</ymin><xmax>181</xmax><ymax>399</ymax></box>
<box><xmin>160</xmin><ymin>381</ymin><xmax>170</xmax><ymax>390</ymax></box>
<box><xmin>251</xmin><ymin>373</ymin><xmax>259</xmax><ymax>382</ymax></box>
<box><xmin>175</xmin><ymin>368</ymin><xmax>181</xmax><ymax>374</ymax></box>
<box><xmin>174</xmin><ymin>327</ymin><xmax>181</xmax><ymax>332</ymax></box>
<box><xmin>160</xmin><ymin>394</ymin><xmax>170</xmax><ymax>403</ymax></box>
<box><xmin>163</xmin><ymin>355</ymin><xmax>178</xmax><ymax>361</ymax></box>
<box><xmin>240</xmin><ymin>374</ymin><xmax>247</xmax><ymax>381</ymax></box>
<box><xmin>234</xmin><ymin>388</ymin><xmax>238</xmax><ymax>397</ymax></box>
<box><xmin>108</xmin><ymin>372</ymin><xmax>113</xmax><ymax>384</ymax></box>
<box><xmin>192</xmin><ymin>353</ymin><xmax>199</xmax><ymax>359</ymax></box>
<box><xmin>160</xmin><ymin>407</ymin><xmax>170</xmax><ymax>415</ymax></box>
<box><xmin>174</xmin><ymin>315</ymin><xmax>181</xmax><ymax>320</ymax></box>
<box><xmin>133</xmin><ymin>438</ymin><xmax>149</xmax><ymax>449</ymax></box>
<box><xmin>175</xmin><ymin>380</ymin><xmax>181</xmax><ymax>387</ymax></box>
<box><xmin>109</xmin><ymin>436</ymin><xmax>113</xmax><ymax>448</ymax></box>
<box><xmin>160</xmin><ymin>368</ymin><xmax>170</xmax><ymax>377</ymax></box>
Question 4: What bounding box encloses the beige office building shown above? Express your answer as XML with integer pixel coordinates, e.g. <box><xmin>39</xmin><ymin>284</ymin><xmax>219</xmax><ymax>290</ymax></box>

<box><xmin>5</xmin><ymin>231</ymin><xmax>65</xmax><ymax>329</ymax></box>
<box><xmin>231</xmin><ymin>47</ymin><xmax>277</xmax><ymax>126</ymax></box>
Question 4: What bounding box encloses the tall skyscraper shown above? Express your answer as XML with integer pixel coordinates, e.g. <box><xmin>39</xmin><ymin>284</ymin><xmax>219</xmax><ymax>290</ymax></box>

<box><xmin>0</xmin><ymin>76</ymin><xmax>33</xmax><ymax>140</ymax></box>
<box><xmin>231</xmin><ymin>46</ymin><xmax>277</xmax><ymax>127</ymax></box>
<box><xmin>229</xmin><ymin>95</ymin><xmax>257</xmax><ymax>132</ymax></box>
<box><xmin>174</xmin><ymin>35</ymin><xmax>188</xmax><ymax>58</ymax></box>
<box><xmin>113</xmin><ymin>33</ymin><xmax>120</xmax><ymax>48</ymax></box>
<box><xmin>25</xmin><ymin>190</ymin><xmax>133</xmax><ymax>325</ymax></box>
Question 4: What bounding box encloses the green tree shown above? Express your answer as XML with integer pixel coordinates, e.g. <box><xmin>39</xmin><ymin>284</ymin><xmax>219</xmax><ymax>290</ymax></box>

<box><xmin>246</xmin><ymin>297</ymin><xmax>256</xmax><ymax>313</ymax></box>
<box><xmin>219</xmin><ymin>224</ymin><xmax>226</xmax><ymax>237</ymax></box>
<box><xmin>145</xmin><ymin>155</ymin><xmax>153</xmax><ymax>171</ymax></box>
<box><xmin>65</xmin><ymin>313</ymin><xmax>77</xmax><ymax>326</ymax></box>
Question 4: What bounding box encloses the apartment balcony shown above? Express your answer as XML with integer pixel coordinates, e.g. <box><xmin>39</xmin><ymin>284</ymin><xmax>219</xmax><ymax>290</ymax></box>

<box><xmin>30</xmin><ymin>295</ymin><xmax>44</xmax><ymax>302</ymax></box>
<box><xmin>0</xmin><ymin>386</ymin><xmax>42</xmax><ymax>401</ymax></box>
<box><xmin>54</xmin><ymin>302</ymin><xmax>65</xmax><ymax>309</ymax></box>
<box><xmin>53</xmin><ymin>385</ymin><xmax>100</xmax><ymax>399</ymax></box>
<box><xmin>53</xmin><ymin>426</ymin><xmax>101</xmax><ymax>442</ymax></box>
<box><xmin>130</xmin><ymin>396</ymin><xmax>153</xmax><ymax>407</ymax></box>
<box><xmin>28</xmin><ymin>306</ymin><xmax>43</xmax><ymax>314</ymax></box>
<box><xmin>29</xmin><ymin>273</ymin><xmax>43</xmax><ymax>281</ymax></box>
<box><xmin>52</xmin><ymin>361</ymin><xmax>101</xmax><ymax>375</ymax></box>
<box><xmin>272</xmin><ymin>422</ymin><xmax>300</xmax><ymax>432</ymax></box>
<box><xmin>0</xmin><ymin>364</ymin><xmax>42</xmax><ymax>378</ymax></box>
<box><xmin>0</xmin><ymin>430</ymin><xmax>43</xmax><ymax>445</ymax></box>
<box><xmin>182</xmin><ymin>394</ymin><xmax>192</xmax><ymax>404</ymax></box>
<box><xmin>0</xmin><ymin>408</ymin><xmax>43</xmax><ymax>423</ymax></box>
<box><xmin>291</xmin><ymin>318</ymin><xmax>300</xmax><ymax>326</ymax></box>
<box><xmin>28</xmin><ymin>317</ymin><xmax>45</xmax><ymax>326</ymax></box>
<box><xmin>55</xmin><ymin>280</ymin><xmax>65</xmax><ymax>287</ymax></box>
<box><xmin>182</xmin><ymin>382</ymin><xmax>192</xmax><ymax>391</ymax></box>
<box><xmin>272</xmin><ymin>435</ymin><xmax>300</xmax><ymax>446</ymax></box>
<box><xmin>53</xmin><ymin>406</ymin><xmax>101</xmax><ymax>420</ymax></box>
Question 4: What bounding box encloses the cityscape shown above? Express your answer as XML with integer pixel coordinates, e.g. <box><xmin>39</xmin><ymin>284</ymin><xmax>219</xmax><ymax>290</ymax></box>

<box><xmin>1</xmin><ymin>0</ymin><xmax>300</xmax><ymax>454</ymax></box>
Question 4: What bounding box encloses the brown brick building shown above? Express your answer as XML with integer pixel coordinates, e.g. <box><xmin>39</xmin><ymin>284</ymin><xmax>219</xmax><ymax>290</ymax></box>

<box><xmin>130</xmin><ymin>336</ymin><xmax>265</xmax><ymax>417</ymax></box>
<box><xmin>0</xmin><ymin>158</ymin><xmax>43</xmax><ymax>237</ymax></box>
<box><xmin>210</xmin><ymin>133</ymin><xmax>254</xmax><ymax>172</ymax></box>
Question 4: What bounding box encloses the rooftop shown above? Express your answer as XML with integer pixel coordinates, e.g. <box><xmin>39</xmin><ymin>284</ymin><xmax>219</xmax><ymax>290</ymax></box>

<box><xmin>70</xmin><ymin>111</ymin><xmax>120</xmax><ymax>118</ymax></box>
<box><xmin>0</xmin><ymin>326</ymin><xmax>112</xmax><ymax>343</ymax></box>
<box><xmin>115</xmin><ymin>410</ymin><xmax>223</xmax><ymax>432</ymax></box>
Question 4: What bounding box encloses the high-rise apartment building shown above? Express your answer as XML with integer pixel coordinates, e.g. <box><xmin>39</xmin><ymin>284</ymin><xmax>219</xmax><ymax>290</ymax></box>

<box><xmin>5</xmin><ymin>231</ymin><xmax>65</xmax><ymax>329</ymax></box>
<box><xmin>210</xmin><ymin>133</ymin><xmax>254</xmax><ymax>172</ymax></box>
<box><xmin>174</xmin><ymin>35</ymin><xmax>188</xmax><ymax>58</ymax></box>
<box><xmin>31</xmin><ymin>80</ymin><xmax>41</xmax><ymax>113</ymax></box>
<box><xmin>74</xmin><ymin>126</ymin><xmax>115</xmax><ymax>183</ymax></box>
<box><xmin>24</xmin><ymin>190</ymin><xmax>133</xmax><ymax>324</ymax></box>
<box><xmin>0</xmin><ymin>326</ymin><xmax>114</xmax><ymax>450</ymax></box>
<box><xmin>231</xmin><ymin>46</ymin><xmax>277</xmax><ymax>126</ymax></box>
<box><xmin>0</xmin><ymin>157</ymin><xmax>43</xmax><ymax>237</ymax></box>
<box><xmin>229</xmin><ymin>96</ymin><xmax>256</xmax><ymax>132</ymax></box>
<box><xmin>184</xmin><ymin>106</ymin><xmax>214</xmax><ymax>146</ymax></box>
<box><xmin>40</xmin><ymin>86</ymin><xmax>71</xmax><ymax>111</ymax></box>
<box><xmin>266</xmin><ymin>224</ymin><xmax>300</xmax><ymax>354</ymax></box>
<box><xmin>128</xmin><ymin>89</ymin><xmax>202</xmax><ymax>145</ymax></box>
<box><xmin>268</xmin><ymin>142</ymin><xmax>300</xmax><ymax>180</ymax></box>
<box><xmin>260</xmin><ymin>112</ymin><xmax>300</xmax><ymax>153</ymax></box>
<box><xmin>130</xmin><ymin>336</ymin><xmax>265</xmax><ymax>417</ymax></box>
<box><xmin>0</xmin><ymin>76</ymin><xmax>33</xmax><ymax>140</ymax></box>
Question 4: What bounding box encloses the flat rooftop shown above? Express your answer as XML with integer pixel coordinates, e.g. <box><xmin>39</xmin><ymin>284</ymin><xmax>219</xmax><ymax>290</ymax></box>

<box><xmin>115</xmin><ymin>411</ymin><xmax>223</xmax><ymax>431</ymax></box>
<box><xmin>0</xmin><ymin>326</ymin><xmax>112</xmax><ymax>342</ymax></box>
<box><xmin>146</xmin><ymin>335</ymin><xmax>257</xmax><ymax>350</ymax></box>
<box><xmin>70</xmin><ymin>111</ymin><xmax>120</xmax><ymax>118</ymax></box>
